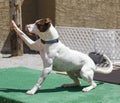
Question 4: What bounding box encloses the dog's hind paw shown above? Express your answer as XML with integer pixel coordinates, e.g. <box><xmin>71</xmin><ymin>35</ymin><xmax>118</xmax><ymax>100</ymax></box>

<box><xmin>82</xmin><ymin>87</ymin><xmax>91</xmax><ymax>92</ymax></box>
<box><xmin>82</xmin><ymin>83</ymin><xmax>97</xmax><ymax>92</ymax></box>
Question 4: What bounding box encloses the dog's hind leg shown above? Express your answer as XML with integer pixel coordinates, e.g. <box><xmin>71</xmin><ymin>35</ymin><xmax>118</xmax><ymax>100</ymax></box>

<box><xmin>80</xmin><ymin>65</ymin><xmax>97</xmax><ymax>92</ymax></box>
<box><xmin>61</xmin><ymin>71</ymin><xmax>80</xmax><ymax>88</ymax></box>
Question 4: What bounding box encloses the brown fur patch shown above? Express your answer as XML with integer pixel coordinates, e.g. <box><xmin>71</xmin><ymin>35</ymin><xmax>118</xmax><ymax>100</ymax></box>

<box><xmin>36</xmin><ymin>18</ymin><xmax>51</xmax><ymax>32</ymax></box>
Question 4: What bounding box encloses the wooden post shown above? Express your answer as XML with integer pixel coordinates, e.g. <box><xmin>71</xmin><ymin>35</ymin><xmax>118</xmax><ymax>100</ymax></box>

<box><xmin>10</xmin><ymin>0</ymin><xmax>24</xmax><ymax>56</ymax></box>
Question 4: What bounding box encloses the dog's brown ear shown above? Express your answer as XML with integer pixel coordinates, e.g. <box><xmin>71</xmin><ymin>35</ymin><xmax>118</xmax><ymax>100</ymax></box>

<box><xmin>45</xmin><ymin>18</ymin><xmax>51</xmax><ymax>24</ymax></box>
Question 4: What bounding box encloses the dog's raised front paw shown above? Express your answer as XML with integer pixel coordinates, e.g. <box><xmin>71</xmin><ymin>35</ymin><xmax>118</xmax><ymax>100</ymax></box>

<box><xmin>11</xmin><ymin>20</ymin><xmax>18</xmax><ymax>29</ymax></box>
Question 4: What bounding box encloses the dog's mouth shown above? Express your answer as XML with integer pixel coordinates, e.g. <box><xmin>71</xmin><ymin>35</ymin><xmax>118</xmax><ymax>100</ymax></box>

<box><xmin>25</xmin><ymin>25</ymin><xmax>36</xmax><ymax>36</ymax></box>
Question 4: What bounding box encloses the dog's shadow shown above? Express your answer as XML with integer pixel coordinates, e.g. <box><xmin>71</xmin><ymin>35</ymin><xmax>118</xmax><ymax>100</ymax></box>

<box><xmin>38</xmin><ymin>86</ymin><xmax>84</xmax><ymax>93</ymax></box>
<box><xmin>0</xmin><ymin>82</ymin><xmax>104</xmax><ymax>94</ymax></box>
<box><xmin>0</xmin><ymin>86</ymin><xmax>83</xmax><ymax>94</ymax></box>
<box><xmin>0</xmin><ymin>88</ymin><xmax>27</xmax><ymax>93</ymax></box>
<box><xmin>0</xmin><ymin>86</ymin><xmax>84</xmax><ymax>94</ymax></box>
<box><xmin>38</xmin><ymin>82</ymin><xmax>104</xmax><ymax>93</ymax></box>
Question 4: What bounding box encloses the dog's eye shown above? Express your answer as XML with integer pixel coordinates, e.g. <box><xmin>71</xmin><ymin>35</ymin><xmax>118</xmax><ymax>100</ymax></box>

<box><xmin>35</xmin><ymin>23</ymin><xmax>38</xmax><ymax>26</ymax></box>
<box><xmin>36</xmin><ymin>23</ymin><xmax>44</xmax><ymax>26</ymax></box>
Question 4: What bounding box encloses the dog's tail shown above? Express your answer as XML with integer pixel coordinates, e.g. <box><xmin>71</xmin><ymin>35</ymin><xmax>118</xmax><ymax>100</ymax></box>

<box><xmin>95</xmin><ymin>55</ymin><xmax>113</xmax><ymax>74</ymax></box>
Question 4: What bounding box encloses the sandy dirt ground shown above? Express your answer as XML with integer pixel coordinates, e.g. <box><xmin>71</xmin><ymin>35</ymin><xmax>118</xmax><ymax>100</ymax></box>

<box><xmin>0</xmin><ymin>54</ymin><xmax>43</xmax><ymax>70</ymax></box>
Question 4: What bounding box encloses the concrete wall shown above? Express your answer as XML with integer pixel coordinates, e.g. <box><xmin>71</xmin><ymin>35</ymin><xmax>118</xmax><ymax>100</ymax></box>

<box><xmin>55</xmin><ymin>0</ymin><xmax>120</xmax><ymax>29</ymax></box>
<box><xmin>0</xmin><ymin>0</ymin><xmax>10</xmax><ymax>53</ymax></box>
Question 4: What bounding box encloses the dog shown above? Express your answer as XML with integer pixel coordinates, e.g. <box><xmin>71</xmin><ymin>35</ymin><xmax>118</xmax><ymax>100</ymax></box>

<box><xmin>11</xmin><ymin>18</ymin><xmax>113</xmax><ymax>95</ymax></box>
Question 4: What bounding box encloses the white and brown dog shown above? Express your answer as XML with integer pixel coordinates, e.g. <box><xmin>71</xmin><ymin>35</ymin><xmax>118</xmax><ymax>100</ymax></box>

<box><xmin>11</xmin><ymin>18</ymin><xmax>113</xmax><ymax>95</ymax></box>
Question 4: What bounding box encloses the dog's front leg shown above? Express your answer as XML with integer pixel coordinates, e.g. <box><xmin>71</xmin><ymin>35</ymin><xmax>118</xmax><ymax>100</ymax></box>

<box><xmin>11</xmin><ymin>20</ymin><xmax>42</xmax><ymax>51</ymax></box>
<box><xmin>26</xmin><ymin>65</ymin><xmax>52</xmax><ymax>95</ymax></box>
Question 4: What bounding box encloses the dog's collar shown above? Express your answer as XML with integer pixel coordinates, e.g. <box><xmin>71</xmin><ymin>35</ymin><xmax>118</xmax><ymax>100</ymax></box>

<box><xmin>41</xmin><ymin>38</ymin><xmax>59</xmax><ymax>44</ymax></box>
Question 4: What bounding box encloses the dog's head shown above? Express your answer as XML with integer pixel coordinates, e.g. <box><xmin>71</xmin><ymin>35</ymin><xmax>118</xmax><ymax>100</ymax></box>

<box><xmin>36</xmin><ymin>18</ymin><xmax>51</xmax><ymax>32</ymax></box>
<box><xmin>25</xmin><ymin>18</ymin><xmax>51</xmax><ymax>35</ymax></box>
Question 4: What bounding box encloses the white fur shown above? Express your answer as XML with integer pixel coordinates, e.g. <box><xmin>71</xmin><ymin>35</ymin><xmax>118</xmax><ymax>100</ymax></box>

<box><xmin>12</xmin><ymin>20</ymin><xmax>113</xmax><ymax>95</ymax></box>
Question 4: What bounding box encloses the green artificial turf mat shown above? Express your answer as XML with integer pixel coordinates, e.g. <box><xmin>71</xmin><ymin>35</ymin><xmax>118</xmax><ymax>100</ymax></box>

<box><xmin>0</xmin><ymin>67</ymin><xmax>120</xmax><ymax>103</ymax></box>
